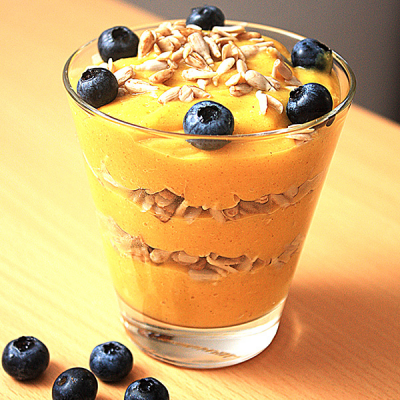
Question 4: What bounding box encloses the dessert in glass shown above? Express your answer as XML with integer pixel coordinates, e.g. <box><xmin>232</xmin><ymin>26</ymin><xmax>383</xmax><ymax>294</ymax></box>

<box><xmin>63</xmin><ymin>5</ymin><xmax>355</xmax><ymax>368</ymax></box>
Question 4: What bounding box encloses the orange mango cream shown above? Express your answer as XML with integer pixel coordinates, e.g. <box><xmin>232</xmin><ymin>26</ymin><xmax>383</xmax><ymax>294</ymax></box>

<box><xmin>69</xmin><ymin>22</ymin><xmax>342</xmax><ymax>328</ymax></box>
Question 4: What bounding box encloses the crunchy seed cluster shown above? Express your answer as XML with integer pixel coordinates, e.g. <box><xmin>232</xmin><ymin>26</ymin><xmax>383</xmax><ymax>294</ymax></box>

<box><xmin>93</xmin><ymin>159</ymin><xmax>324</xmax><ymax>224</ymax></box>
<box><xmin>130</xmin><ymin>172</ymin><xmax>323</xmax><ymax>224</ymax></box>
<box><xmin>100</xmin><ymin>213</ymin><xmax>304</xmax><ymax>281</ymax></box>
<box><xmin>95</xmin><ymin>20</ymin><xmax>302</xmax><ymax>114</ymax></box>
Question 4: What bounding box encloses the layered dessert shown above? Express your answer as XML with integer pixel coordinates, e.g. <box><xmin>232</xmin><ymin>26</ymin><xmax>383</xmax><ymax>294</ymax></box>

<box><xmin>69</xmin><ymin>6</ymin><xmax>342</xmax><ymax>329</ymax></box>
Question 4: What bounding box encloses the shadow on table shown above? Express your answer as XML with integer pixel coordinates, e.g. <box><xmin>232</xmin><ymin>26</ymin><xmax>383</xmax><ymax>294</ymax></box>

<box><xmin>207</xmin><ymin>276</ymin><xmax>400</xmax><ymax>399</ymax></box>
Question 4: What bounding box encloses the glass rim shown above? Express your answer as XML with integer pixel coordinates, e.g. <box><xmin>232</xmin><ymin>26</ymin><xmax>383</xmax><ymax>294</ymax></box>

<box><xmin>62</xmin><ymin>19</ymin><xmax>356</xmax><ymax>141</ymax></box>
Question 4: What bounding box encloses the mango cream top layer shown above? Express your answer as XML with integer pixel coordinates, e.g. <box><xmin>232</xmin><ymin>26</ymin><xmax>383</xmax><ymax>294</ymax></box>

<box><xmin>71</xmin><ymin>22</ymin><xmax>342</xmax><ymax>210</ymax></box>
<box><xmin>87</xmin><ymin>22</ymin><xmax>340</xmax><ymax>135</ymax></box>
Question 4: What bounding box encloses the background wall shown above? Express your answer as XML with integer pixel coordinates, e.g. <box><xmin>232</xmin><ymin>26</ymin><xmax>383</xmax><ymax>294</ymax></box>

<box><xmin>125</xmin><ymin>0</ymin><xmax>400</xmax><ymax>123</ymax></box>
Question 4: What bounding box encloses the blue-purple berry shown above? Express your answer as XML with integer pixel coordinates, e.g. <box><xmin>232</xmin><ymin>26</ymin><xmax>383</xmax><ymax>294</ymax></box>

<box><xmin>77</xmin><ymin>67</ymin><xmax>118</xmax><ymax>108</ymax></box>
<box><xmin>98</xmin><ymin>26</ymin><xmax>139</xmax><ymax>62</ymax></box>
<box><xmin>291</xmin><ymin>38</ymin><xmax>333</xmax><ymax>72</ymax></box>
<box><xmin>286</xmin><ymin>82</ymin><xmax>333</xmax><ymax>124</ymax></box>
<box><xmin>186</xmin><ymin>6</ymin><xmax>225</xmax><ymax>30</ymax></box>
<box><xmin>2</xmin><ymin>336</ymin><xmax>50</xmax><ymax>381</ymax></box>
<box><xmin>124</xmin><ymin>377</ymin><xmax>169</xmax><ymax>400</ymax></box>
<box><xmin>89</xmin><ymin>341</ymin><xmax>133</xmax><ymax>382</ymax></box>
<box><xmin>52</xmin><ymin>367</ymin><xmax>98</xmax><ymax>400</ymax></box>
<box><xmin>183</xmin><ymin>101</ymin><xmax>234</xmax><ymax>150</ymax></box>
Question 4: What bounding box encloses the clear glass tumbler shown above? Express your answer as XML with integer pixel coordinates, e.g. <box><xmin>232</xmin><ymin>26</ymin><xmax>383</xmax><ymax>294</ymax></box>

<box><xmin>63</xmin><ymin>21</ymin><xmax>355</xmax><ymax>368</ymax></box>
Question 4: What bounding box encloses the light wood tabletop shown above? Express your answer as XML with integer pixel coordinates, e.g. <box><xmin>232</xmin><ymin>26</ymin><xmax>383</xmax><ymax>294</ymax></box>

<box><xmin>1</xmin><ymin>0</ymin><xmax>399</xmax><ymax>399</ymax></box>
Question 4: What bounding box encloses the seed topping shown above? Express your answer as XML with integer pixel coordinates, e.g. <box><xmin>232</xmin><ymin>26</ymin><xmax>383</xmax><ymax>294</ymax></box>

<box><xmin>100</xmin><ymin>20</ymin><xmax>303</xmax><ymax>116</ymax></box>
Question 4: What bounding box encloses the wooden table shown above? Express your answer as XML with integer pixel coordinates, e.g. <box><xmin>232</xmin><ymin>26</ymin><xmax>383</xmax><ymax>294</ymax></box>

<box><xmin>1</xmin><ymin>0</ymin><xmax>399</xmax><ymax>398</ymax></box>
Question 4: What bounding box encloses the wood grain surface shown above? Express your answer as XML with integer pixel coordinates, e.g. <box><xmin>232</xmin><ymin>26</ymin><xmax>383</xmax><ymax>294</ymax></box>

<box><xmin>1</xmin><ymin>0</ymin><xmax>399</xmax><ymax>398</ymax></box>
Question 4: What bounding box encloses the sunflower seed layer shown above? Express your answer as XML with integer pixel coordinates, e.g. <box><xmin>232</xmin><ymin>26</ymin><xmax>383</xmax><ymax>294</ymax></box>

<box><xmin>90</xmin><ymin>159</ymin><xmax>324</xmax><ymax>224</ymax></box>
<box><xmin>99</xmin><ymin>213</ymin><xmax>304</xmax><ymax>281</ymax></box>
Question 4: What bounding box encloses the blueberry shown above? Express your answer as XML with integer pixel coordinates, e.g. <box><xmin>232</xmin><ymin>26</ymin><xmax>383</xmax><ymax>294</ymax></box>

<box><xmin>98</xmin><ymin>26</ymin><xmax>139</xmax><ymax>62</ymax></box>
<box><xmin>52</xmin><ymin>367</ymin><xmax>98</xmax><ymax>400</ymax></box>
<box><xmin>2</xmin><ymin>336</ymin><xmax>50</xmax><ymax>381</ymax></box>
<box><xmin>183</xmin><ymin>101</ymin><xmax>234</xmax><ymax>150</ymax></box>
<box><xmin>186</xmin><ymin>5</ymin><xmax>225</xmax><ymax>30</ymax></box>
<box><xmin>291</xmin><ymin>38</ymin><xmax>333</xmax><ymax>72</ymax></box>
<box><xmin>89</xmin><ymin>341</ymin><xmax>133</xmax><ymax>382</ymax></box>
<box><xmin>77</xmin><ymin>67</ymin><xmax>118</xmax><ymax>108</ymax></box>
<box><xmin>286</xmin><ymin>83</ymin><xmax>333</xmax><ymax>124</ymax></box>
<box><xmin>124</xmin><ymin>377</ymin><xmax>169</xmax><ymax>400</ymax></box>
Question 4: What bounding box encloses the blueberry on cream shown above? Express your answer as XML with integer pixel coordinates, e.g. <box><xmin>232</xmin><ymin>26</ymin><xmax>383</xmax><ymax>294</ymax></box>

<box><xmin>183</xmin><ymin>101</ymin><xmax>234</xmax><ymax>151</ymax></box>
<box><xmin>286</xmin><ymin>82</ymin><xmax>333</xmax><ymax>124</ymax></box>
<box><xmin>291</xmin><ymin>38</ymin><xmax>333</xmax><ymax>72</ymax></box>
<box><xmin>186</xmin><ymin>5</ymin><xmax>225</xmax><ymax>30</ymax></box>
<box><xmin>77</xmin><ymin>67</ymin><xmax>118</xmax><ymax>108</ymax></box>
<box><xmin>98</xmin><ymin>26</ymin><xmax>139</xmax><ymax>62</ymax></box>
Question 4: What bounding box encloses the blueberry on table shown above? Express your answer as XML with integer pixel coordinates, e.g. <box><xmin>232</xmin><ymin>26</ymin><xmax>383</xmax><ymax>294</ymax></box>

<box><xmin>89</xmin><ymin>341</ymin><xmax>133</xmax><ymax>382</ymax></box>
<box><xmin>98</xmin><ymin>26</ymin><xmax>139</xmax><ymax>62</ymax></box>
<box><xmin>124</xmin><ymin>377</ymin><xmax>169</xmax><ymax>400</ymax></box>
<box><xmin>52</xmin><ymin>367</ymin><xmax>98</xmax><ymax>400</ymax></box>
<box><xmin>286</xmin><ymin>83</ymin><xmax>333</xmax><ymax>124</ymax></box>
<box><xmin>183</xmin><ymin>100</ymin><xmax>234</xmax><ymax>150</ymax></box>
<box><xmin>77</xmin><ymin>67</ymin><xmax>118</xmax><ymax>108</ymax></box>
<box><xmin>291</xmin><ymin>38</ymin><xmax>333</xmax><ymax>72</ymax></box>
<box><xmin>2</xmin><ymin>336</ymin><xmax>50</xmax><ymax>380</ymax></box>
<box><xmin>186</xmin><ymin>5</ymin><xmax>225</xmax><ymax>30</ymax></box>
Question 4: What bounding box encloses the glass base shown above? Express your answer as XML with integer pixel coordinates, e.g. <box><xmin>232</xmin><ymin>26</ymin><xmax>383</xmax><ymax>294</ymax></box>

<box><xmin>118</xmin><ymin>296</ymin><xmax>286</xmax><ymax>368</ymax></box>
